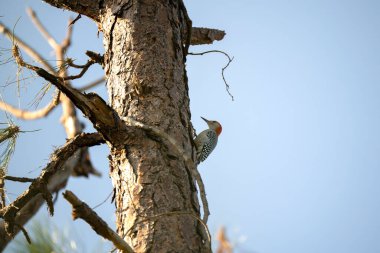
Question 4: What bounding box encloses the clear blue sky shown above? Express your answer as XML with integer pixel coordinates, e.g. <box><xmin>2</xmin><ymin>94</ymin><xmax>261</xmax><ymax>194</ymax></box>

<box><xmin>1</xmin><ymin>0</ymin><xmax>380</xmax><ymax>252</ymax></box>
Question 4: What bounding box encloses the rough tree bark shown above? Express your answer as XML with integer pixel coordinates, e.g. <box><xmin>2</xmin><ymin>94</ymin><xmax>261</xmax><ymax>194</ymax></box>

<box><xmin>1</xmin><ymin>0</ymin><xmax>226</xmax><ymax>251</ymax></box>
<box><xmin>100</xmin><ymin>1</ymin><xmax>206</xmax><ymax>251</ymax></box>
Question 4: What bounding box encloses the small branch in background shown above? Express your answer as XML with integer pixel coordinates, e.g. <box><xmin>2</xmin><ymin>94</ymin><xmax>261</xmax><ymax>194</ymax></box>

<box><xmin>0</xmin><ymin>90</ymin><xmax>60</xmax><ymax>120</ymax></box>
<box><xmin>190</xmin><ymin>27</ymin><xmax>226</xmax><ymax>45</ymax></box>
<box><xmin>92</xmin><ymin>190</ymin><xmax>113</xmax><ymax>209</ymax></box>
<box><xmin>61</xmin><ymin>18</ymin><xmax>73</xmax><ymax>51</ymax></box>
<box><xmin>63</xmin><ymin>190</ymin><xmax>134</xmax><ymax>253</ymax></box>
<box><xmin>216</xmin><ymin>227</ymin><xmax>233</xmax><ymax>253</ymax></box>
<box><xmin>26</xmin><ymin>8</ymin><xmax>59</xmax><ymax>49</ymax></box>
<box><xmin>189</xmin><ymin>50</ymin><xmax>234</xmax><ymax>101</ymax></box>
<box><xmin>78</xmin><ymin>76</ymin><xmax>105</xmax><ymax>91</ymax></box>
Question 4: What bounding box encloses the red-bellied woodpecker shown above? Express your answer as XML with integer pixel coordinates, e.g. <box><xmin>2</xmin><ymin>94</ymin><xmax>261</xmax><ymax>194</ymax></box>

<box><xmin>195</xmin><ymin>117</ymin><xmax>222</xmax><ymax>164</ymax></box>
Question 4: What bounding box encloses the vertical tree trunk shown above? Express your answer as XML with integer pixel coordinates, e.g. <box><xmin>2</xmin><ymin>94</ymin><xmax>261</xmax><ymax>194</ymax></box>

<box><xmin>101</xmin><ymin>0</ymin><xmax>206</xmax><ymax>251</ymax></box>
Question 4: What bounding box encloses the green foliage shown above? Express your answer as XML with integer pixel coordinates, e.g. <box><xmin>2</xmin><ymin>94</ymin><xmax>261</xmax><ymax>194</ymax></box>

<box><xmin>10</xmin><ymin>219</ymin><xmax>107</xmax><ymax>253</ymax></box>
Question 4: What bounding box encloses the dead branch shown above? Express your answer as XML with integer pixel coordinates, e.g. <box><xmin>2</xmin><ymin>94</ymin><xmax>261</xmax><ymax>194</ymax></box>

<box><xmin>189</xmin><ymin>50</ymin><xmax>234</xmax><ymax>101</ymax></box>
<box><xmin>63</xmin><ymin>190</ymin><xmax>134</xmax><ymax>253</ymax></box>
<box><xmin>190</xmin><ymin>27</ymin><xmax>226</xmax><ymax>45</ymax></box>
<box><xmin>4</xmin><ymin>176</ymin><xmax>34</xmax><ymax>183</ymax></box>
<box><xmin>0</xmin><ymin>11</ymin><xmax>101</xmax><ymax>249</ymax></box>
<box><xmin>42</xmin><ymin>0</ymin><xmax>100</xmax><ymax>22</ymax></box>
<box><xmin>0</xmin><ymin>132</ymin><xmax>104</xmax><ymax>236</ymax></box>
<box><xmin>0</xmin><ymin>90</ymin><xmax>60</xmax><ymax>120</ymax></box>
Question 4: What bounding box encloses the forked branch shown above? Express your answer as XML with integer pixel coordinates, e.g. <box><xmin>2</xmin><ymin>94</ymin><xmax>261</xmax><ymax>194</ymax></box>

<box><xmin>11</xmin><ymin>46</ymin><xmax>120</xmax><ymax>139</ymax></box>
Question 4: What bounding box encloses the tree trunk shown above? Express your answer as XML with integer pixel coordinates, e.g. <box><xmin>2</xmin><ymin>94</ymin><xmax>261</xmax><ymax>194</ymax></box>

<box><xmin>100</xmin><ymin>1</ymin><xmax>206</xmax><ymax>252</ymax></box>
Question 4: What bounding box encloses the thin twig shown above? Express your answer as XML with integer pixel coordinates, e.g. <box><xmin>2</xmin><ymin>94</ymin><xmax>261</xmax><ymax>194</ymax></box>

<box><xmin>92</xmin><ymin>190</ymin><xmax>113</xmax><ymax>209</ymax></box>
<box><xmin>61</xmin><ymin>18</ymin><xmax>73</xmax><ymax>50</ymax></box>
<box><xmin>63</xmin><ymin>190</ymin><xmax>134</xmax><ymax>253</ymax></box>
<box><xmin>69</xmin><ymin>14</ymin><xmax>82</xmax><ymax>27</ymax></box>
<box><xmin>63</xmin><ymin>59</ymin><xmax>95</xmax><ymax>80</ymax></box>
<box><xmin>66</xmin><ymin>59</ymin><xmax>89</xmax><ymax>69</ymax></box>
<box><xmin>188</xmin><ymin>50</ymin><xmax>234</xmax><ymax>101</ymax></box>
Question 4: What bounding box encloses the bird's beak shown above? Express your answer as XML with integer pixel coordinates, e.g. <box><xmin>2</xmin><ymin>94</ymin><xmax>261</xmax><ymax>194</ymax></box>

<box><xmin>201</xmin><ymin>117</ymin><xmax>209</xmax><ymax>123</ymax></box>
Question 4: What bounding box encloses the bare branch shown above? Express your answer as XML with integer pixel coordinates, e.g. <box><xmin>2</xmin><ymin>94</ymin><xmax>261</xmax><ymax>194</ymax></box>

<box><xmin>190</xmin><ymin>27</ymin><xmax>226</xmax><ymax>45</ymax></box>
<box><xmin>0</xmin><ymin>132</ymin><xmax>104</xmax><ymax>236</ymax></box>
<box><xmin>63</xmin><ymin>190</ymin><xmax>134</xmax><ymax>253</ymax></box>
<box><xmin>189</xmin><ymin>50</ymin><xmax>234</xmax><ymax>101</ymax></box>
<box><xmin>0</xmin><ymin>90</ymin><xmax>60</xmax><ymax>120</ymax></box>
<box><xmin>42</xmin><ymin>0</ymin><xmax>101</xmax><ymax>22</ymax></box>
<box><xmin>4</xmin><ymin>176</ymin><xmax>34</xmax><ymax>183</ymax></box>
<box><xmin>216</xmin><ymin>227</ymin><xmax>233</xmax><ymax>253</ymax></box>
<box><xmin>61</xmin><ymin>18</ymin><xmax>73</xmax><ymax>50</ymax></box>
<box><xmin>0</xmin><ymin>22</ymin><xmax>55</xmax><ymax>73</ymax></box>
<box><xmin>78</xmin><ymin>76</ymin><xmax>105</xmax><ymax>91</ymax></box>
<box><xmin>26</xmin><ymin>8</ymin><xmax>59</xmax><ymax>49</ymax></box>
<box><xmin>11</xmin><ymin>45</ymin><xmax>127</xmax><ymax>143</ymax></box>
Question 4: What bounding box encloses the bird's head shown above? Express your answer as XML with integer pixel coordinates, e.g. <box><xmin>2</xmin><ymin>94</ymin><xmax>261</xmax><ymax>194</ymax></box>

<box><xmin>201</xmin><ymin>117</ymin><xmax>222</xmax><ymax>136</ymax></box>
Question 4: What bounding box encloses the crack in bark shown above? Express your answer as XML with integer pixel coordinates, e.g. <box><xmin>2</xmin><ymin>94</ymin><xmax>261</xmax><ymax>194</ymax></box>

<box><xmin>106</xmin><ymin>16</ymin><xmax>118</xmax><ymax>76</ymax></box>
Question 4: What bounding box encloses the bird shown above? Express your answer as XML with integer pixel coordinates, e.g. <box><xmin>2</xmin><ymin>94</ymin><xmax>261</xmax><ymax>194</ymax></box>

<box><xmin>194</xmin><ymin>117</ymin><xmax>222</xmax><ymax>164</ymax></box>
